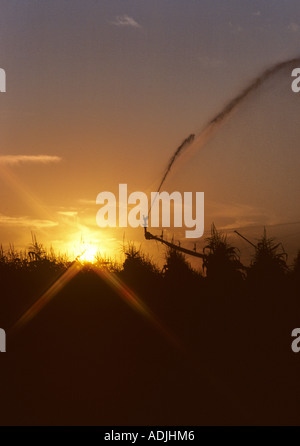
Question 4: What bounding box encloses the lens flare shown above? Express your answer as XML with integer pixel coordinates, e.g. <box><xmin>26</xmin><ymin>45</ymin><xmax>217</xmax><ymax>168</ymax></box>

<box><xmin>78</xmin><ymin>243</ymin><xmax>98</xmax><ymax>263</ymax></box>
<box><xmin>92</xmin><ymin>266</ymin><xmax>183</xmax><ymax>350</ymax></box>
<box><xmin>10</xmin><ymin>261</ymin><xmax>82</xmax><ymax>336</ymax></box>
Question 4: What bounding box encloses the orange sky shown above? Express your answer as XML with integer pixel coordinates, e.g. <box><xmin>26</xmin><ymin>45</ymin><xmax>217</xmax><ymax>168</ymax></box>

<box><xmin>1</xmin><ymin>0</ymin><xmax>300</xmax><ymax>267</ymax></box>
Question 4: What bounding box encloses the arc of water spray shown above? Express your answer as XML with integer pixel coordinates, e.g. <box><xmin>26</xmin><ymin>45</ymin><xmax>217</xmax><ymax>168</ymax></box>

<box><xmin>147</xmin><ymin>134</ymin><xmax>195</xmax><ymax>221</ymax></box>
<box><xmin>152</xmin><ymin>57</ymin><xmax>300</xmax><ymax>208</ymax></box>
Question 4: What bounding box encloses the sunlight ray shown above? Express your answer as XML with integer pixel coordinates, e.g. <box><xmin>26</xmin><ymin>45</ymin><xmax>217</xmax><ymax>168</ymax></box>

<box><xmin>9</xmin><ymin>261</ymin><xmax>82</xmax><ymax>336</ymax></box>
<box><xmin>92</xmin><ymin>266</ymin><xmax>183</xmax><ymax>350</ymax></box>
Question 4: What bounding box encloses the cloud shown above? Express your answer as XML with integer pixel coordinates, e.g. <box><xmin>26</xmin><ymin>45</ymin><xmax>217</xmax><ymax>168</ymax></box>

<box><xmin>0</xmin><ymin>214</ymin><xmax>58</xmax><ymax>228</ymax></box>
<box><xmin>252</xmin><ymin>11</ymin><xmax>261</xmax><ymax>17</ymax></box>
<box><xmin>288</xmin><ymin>22</ymin><xmax>299</xmax><ymax>33</ymax></box>
<box><xmin>197</xmin><ymin>55</ymin><xmax>225</xmax><ymax>68</ymax></box>
<box><xmin>206</xmin><ymin>200</ymin><xmax>274</xmax><ymax>231</ymax></box>
<box><xmin>58</xmin><ymin>211</ymin><xmax>78</xmax><ymax>217</ymax></box>
<box><xmin>0</xmin><ymin>155</ymin><xmax>62</xmax><ymax>166</ymax></box>
<box><xmin>78</xmin><ymin>199</ymin><xmax>96</xmax><ymax>205</ymax></box>
<box><xmin>110</xmin><ymin>14</ymin><xmax>141</xmax><ymax>28</ymax></box>
<box><xmin>229</xmin><ymin>22</ymin><xmax>243</xmax><ymax>34</ymax></box>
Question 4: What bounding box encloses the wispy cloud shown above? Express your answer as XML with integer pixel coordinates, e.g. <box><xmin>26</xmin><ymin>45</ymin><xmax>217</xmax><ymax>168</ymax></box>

<box><xmin>0</xmin><ymin>214</ymin><xmax>58</xmax><ymax>228</ymax></box>
<box><xmin>58</xmin><ymin>211</ymin><xmax>78</xmax><ymax>217</ymax></box>
<box><xmin>206</xmin><ymin>201</ymin><xmax>274</xmax><ymax>230</ymax></box>
<box><xmin>229</xmin><ymin>22</ymin><xmax>243</xmax><ymax>34</ymax></box>
<box><xmin>197</xmin><ymin>55</ymin><xmax>225</xmax><ymax>68</ymax></box>
<box><xmin>252</xmin><ymin>11</ymin><xmax>261</xmax><ymax>17</ymax></box>
<box><xmin>0</xmin><ymin>155</ymin><xmax>62</xmax><ymax>166</ymax></box>
<box><xmin>78</xmin><ymin>199</ymin><xmax>96</xmax><ymax>206</ymax></box>
<box><xmin>288</xmin><ymin>22</ymin><xmax>299</xmax><ymax>33</ymax></box>
<box><xmin>110</xmin><ymin>14</ymin><xmax>141</xmax><ymax>28</ymax></box>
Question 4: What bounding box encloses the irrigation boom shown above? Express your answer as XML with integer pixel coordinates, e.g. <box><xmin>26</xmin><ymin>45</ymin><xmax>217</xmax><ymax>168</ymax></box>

<box><xmin>144</xmin><ymin>228</ymin><xmax>205</xmax><ymax>259</ymax></box>
<box><xmin>234</xmin><ymin>230</ymin><xmax>256</xmax><ymax>248</ymax></box>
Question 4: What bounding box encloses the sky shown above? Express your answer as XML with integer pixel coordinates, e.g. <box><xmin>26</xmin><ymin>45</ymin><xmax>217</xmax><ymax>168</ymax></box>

<box><xmin>0</xmin><ymin>0</ymin><xmax>300</xmax><ymax>266</ymax></box>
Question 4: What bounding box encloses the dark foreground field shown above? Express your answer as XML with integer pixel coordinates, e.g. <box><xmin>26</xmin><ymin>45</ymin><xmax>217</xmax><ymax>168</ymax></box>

<box><xmin>1</xmin><ymin>233</ymin><xmax>300</xmax><ymax>425</ymax></box>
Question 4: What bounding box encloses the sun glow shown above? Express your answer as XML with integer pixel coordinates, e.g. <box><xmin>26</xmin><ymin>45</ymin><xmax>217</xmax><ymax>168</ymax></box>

<box><xmin>77</xmin><ymin>243</ymin><xmax>99</xmax><ymax>263</ymax></box>
<box><xmin>51</xmin><ymin>229</ymin><xmax>119</xmax><ymax>264</ymax></box>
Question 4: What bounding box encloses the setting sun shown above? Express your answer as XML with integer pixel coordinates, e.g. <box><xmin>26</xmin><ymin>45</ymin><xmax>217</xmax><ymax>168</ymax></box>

<box><xmin>77</xmin><ymin>243</ymin><xmax>99</xmax><ymax>263</ymax></box>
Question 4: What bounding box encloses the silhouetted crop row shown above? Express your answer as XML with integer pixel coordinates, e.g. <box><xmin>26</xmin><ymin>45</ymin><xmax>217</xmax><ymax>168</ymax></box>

<box><xmin>1</xmin><ymin>226</ymin><xmax>299</xmax><ymax>284</ymax></box>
